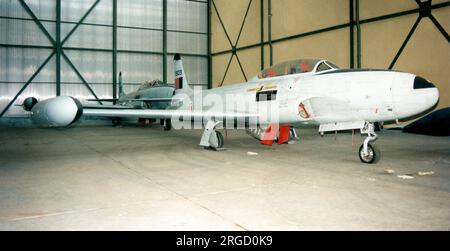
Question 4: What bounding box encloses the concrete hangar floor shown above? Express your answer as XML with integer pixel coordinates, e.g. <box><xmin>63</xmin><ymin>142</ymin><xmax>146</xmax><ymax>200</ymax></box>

<box><xmin>0</xmin><ymin>122</ymin><xmax>449</xmax><ymax>230</ymax></box>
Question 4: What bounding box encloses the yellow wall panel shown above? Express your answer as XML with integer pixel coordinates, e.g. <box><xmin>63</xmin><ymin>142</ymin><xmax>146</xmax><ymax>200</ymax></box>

<box><xmin>235</xmin><ymin>47</ymin><xmax>262</xmax><ymax>81</ymax></box>
<box><xmin>212</xmin><ymin>0</ymin><xmax>255</xmax><ymax>53</ymax></box>
<box><xmin>211</xmin><ymin>4</ymin><xmax>231</xmax><ymax>53</ymax></box>
<box><xmin>212</xmin><ymin>53</ymin><xmax>248</xmax><ymax>88</ymax></box>
<box><xmin>361</xmin><ymin>15</ymin><xmax>417</xmax><ymax>68</ymax></box>
<box><xmin>273</xmin><ymin>28</ymin><xmax>350</xmax><ymax>68</ymax></box>
<box><xmin>360</xmin><ymin>0</ymin><xmax>449</xmax><ymax>19</ymax></box>
<box><xmin>360</xmin><ymin>0</ymin><xmax>417</xmax><ymax>19</ymax></box>
<box><xmin>272</xmin><ymin>0</ymin><xmax>348</xmax><ymax>39</ymax></box>
<box><xmin>211</xmin><ymin>53</ymin><xmax>231</xmax><ymax>87</ymax></box>
<box><xmin>237</xmin><ymin>0</ymin><xmax>262</xmax><ymax>48</ymax></box>
<box><xmin>432</xmin><ymin>7</ymin><xmax>450</xmax><ymax>34</ymax></box>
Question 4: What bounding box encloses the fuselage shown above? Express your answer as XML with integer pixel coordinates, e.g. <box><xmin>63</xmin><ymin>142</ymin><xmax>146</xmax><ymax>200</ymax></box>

<box><xmin>177</xmin><ymin>69</ymin><xmax>439</xmax><ymax>127</ymax></box>
<box><xmin>118</xmin><ymin>85</ymin><xmax>175</xmax><ymax>109</ymax></box>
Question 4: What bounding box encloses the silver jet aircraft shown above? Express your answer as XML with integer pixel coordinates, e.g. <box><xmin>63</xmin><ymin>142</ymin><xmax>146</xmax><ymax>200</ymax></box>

<box><xmin>21</xmin><ymin>54</ymin><xmax>439</xmax><ymax>164</ymax></box>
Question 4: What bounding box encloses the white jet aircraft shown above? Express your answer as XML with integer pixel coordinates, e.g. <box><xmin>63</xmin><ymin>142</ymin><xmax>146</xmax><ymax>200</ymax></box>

<box><xmin>22</xmin><ymin>54</ymin><xmax>439</xmax><ymax>164</ymax></box>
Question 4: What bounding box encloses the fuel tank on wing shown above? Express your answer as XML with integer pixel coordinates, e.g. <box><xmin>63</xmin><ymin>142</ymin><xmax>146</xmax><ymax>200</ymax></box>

<box><xmin>26</xmin><ymin>96</ymin><xmax>83</xmax><ymax>127</ymax></box>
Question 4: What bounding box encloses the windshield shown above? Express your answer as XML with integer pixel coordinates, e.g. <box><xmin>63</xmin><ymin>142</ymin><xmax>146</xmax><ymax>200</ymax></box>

<box><xmin>257</xmin><ymin>59</ymin><xmax>339</xmax><ymax>79</ymax></box>
<box><xmin>138</xmin><ymin>79</ymin><xmax>166</xmax><ymax>90</ymax></box>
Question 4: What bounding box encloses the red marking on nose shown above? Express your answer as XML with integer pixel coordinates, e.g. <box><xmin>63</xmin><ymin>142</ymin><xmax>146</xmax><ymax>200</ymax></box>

<box><xmin>298</xmin><ymin>103</ymin><xmax>311</xmax><ymax>119</ymax></box>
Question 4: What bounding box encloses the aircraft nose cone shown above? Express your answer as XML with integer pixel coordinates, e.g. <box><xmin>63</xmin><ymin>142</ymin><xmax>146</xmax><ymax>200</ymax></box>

<box><xmin>428</xmin><ymin>85</ymin><xmax>440</xmax><ymax>108</ymax></box>
<box><xmin>414</xmin><ymin>76</ymin><xmax>439</xmax><ymax>109</ymax></box>
<box><xmin>414</xmin><ymin>76</ymin><xmax>435</xmax><ymax>89</ymax></box>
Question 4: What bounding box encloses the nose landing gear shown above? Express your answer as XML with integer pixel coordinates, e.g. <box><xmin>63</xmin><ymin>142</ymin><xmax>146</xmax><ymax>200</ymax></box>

<box><xmin>359</xmin><ymin>122</ymin><xmax>380</xmax><ymax>164</ymax></box>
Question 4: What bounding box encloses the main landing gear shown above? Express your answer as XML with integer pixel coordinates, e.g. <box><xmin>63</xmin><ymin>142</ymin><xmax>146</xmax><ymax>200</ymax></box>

<box><xmin>199</xmin><ymin>120</ymin><xmax>224</xmax><ymax>150</ymax></box>
<box><xmin>161</xmin><ymin>119</ymin><xmax>171</xmax><ymax>131</ymax></box>
<box><xmin>359</xmin><ymin>122</ymin><xmax>380</xmax><ymax>164</ymax></box>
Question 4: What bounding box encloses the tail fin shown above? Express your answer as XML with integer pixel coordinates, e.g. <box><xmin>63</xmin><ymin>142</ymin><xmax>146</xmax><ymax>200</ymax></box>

<box><xmin>174</xmin><ymin>54</ymin><xmax>192</xmax><ymax>92</ymax></box>
<box><xmin>118</xmin><ymin>72</ymin><xmax>125</xmax><ymax>98</ymax></box>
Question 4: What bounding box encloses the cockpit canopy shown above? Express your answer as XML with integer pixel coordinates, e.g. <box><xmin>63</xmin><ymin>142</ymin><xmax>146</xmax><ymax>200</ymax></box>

<box><xmin>257</xmin><ymin>59</ymin><xmax>339</xmax><ymax>79</ymax></box>
<box><xmin>138</xmin><ymin>79</ymin><xmax>168</xmax><ymax>91</ymax></box>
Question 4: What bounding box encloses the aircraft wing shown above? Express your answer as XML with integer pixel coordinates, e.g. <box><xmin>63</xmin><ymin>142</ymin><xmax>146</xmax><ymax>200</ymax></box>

<box><xmin>128</xmin><ymin>98</ymin><xmax>183</xmax><ymax>103</ymax></box>
<box><xmin>82</xmin><ymin>103</ymin><xmax>134</xmax><ymax>109</ymax></box>
<box><xmin>86</xmin><ymin>98</ymin><xmax>119</xmax><ymax>102</ymax></box>
<box><xmin>87</xmin><ymin>98</ymin><xmax>182</xmax><ymax>103</ymax></box>
<box><xmin>83</xmin><ymin>108</ymin><xmax>259</xmax><ymax>121</ymax></box>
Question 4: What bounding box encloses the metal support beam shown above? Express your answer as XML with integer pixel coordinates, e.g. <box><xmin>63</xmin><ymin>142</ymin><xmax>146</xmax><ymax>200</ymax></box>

<box><xmin>61</xmin><ymin>52</ymin><xmax>102</xmax><ymax>104</ymax></box>
<box><xmin>18</xmin><ymin>0</ymin><xmax>56</xmax><ymax>46</ymax></box>
<box><xmin>429</xmin><ymin>14</ymin><xmax>450</xmax><ymax>43</ymax></box>
<box><xmin>355</xmin><ymin>0</ymin><xmax>361</xmax><ymax>68</ymax></box>
<box><xmin>213</xmin><ymin>0</ymin><xmax>251</xmax><ymax>86</ymax></box>
<box><xmin>61</xmin><ymin>0</ymin><xmax>101</xmax><ymax>45</ymax></box>
<box><xmin>207</xmin><ymin>0</ymin><xmax>212</xmax><ymax>89</ymax></box>
<box><xmin>235</xmin><ymin>0</ymin><xmax>253</xmax><ymax>47</ymax></box>
<box><xmin>0</xmin><ymin>52</ymin><xmax>55</xmax><ymax>117</ymax></box>
<box><xmin>260</xmin><ymin>0</ymin><xmax>265</xmax><ymax>70</ymax></box>
<box><xmin>233</xmin><ymin>0</ymin><xmax>253</xmax><ymax>82</ymax></box>
<box><xmin>220</xmin><ymin>54</ymin><xmax>234</xmax><ymax>86</ymax></box>
<box><xmin>163</xmin><ymin>0</ymin><xmax>168</xmax><ymax>84</ymax></box>
<box><xmin>389</xmin><ymin>16</ymin><xmax>422</xmax><ymax>69</ymax></box>
<box><xmin>349</xmin><ymin>0</ymin><xmax>355</xmax><ymax>68</ymax></box>
<box><xmin>56</xmin><ymin>0</ymin><xmax>61</xmax><ymax>96</ymax></box>
<box><xmin>212</xmin><ymin>0</ymin><xmax>234</xmax><ymax>48</ymax></box>
<box><xmin>112</xmin><ymin>0</ymin><xmax>117</xmax><ymax>102</ymax></box>
<box><xmin>0</xmin><ymin>44</ymin><xmax>53</xmax><ymax>49</ymax></box>
<box><xmin>268</xmin><ymin>0</ymin><xmax>273</xmax><ymax>66</ymax></box>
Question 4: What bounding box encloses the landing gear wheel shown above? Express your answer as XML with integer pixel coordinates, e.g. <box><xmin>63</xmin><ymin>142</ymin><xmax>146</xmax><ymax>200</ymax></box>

<box><xmin>203</xmin><ymin>131</ymin><xmax>224</xmax><ymax>150</ymax></box>
<box><xmin>215</xmin><ymin>131</ymin><xmax>224</xmax><ymax>149</ymax></box>
<box><xmin>359</xmin><ymin>143</ymin><xmax>380</xmax><ymax>164</ymax></box>
<box><xmin>112</xmin><ymin>118</ymin><xmax>121</xmax><ymax>127</ymax></box>
<box><xmin>163</xmin><ymin>119</ymin><xmax>171</xmax><ymax>131</ymax></box>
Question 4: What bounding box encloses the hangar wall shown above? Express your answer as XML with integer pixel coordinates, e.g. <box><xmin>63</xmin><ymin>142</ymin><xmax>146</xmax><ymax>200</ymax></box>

<box><xmin>211</xmin><ymin>0</ymin><xmax>450</xmax><ymax>110</ymax></box>
<box><xmin>0</xmin><ymin>0</ymin><xmax>209</xmax><ymax>117</ymax></box>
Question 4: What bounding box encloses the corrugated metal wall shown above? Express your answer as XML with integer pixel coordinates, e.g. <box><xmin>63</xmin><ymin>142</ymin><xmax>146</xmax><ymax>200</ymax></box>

<box><xmin>0</xmin><ymin>0</ymin><xmax>209</xmax><ymax>117</ymax></box>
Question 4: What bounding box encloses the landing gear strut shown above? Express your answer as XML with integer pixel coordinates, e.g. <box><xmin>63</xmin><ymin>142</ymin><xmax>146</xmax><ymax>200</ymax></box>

<box><xmin>161</xmin><ymin>119</ymin><xmax>171</xmax><ymax>131</ymax></box>
<box><xmin>200</xmin><ymin>120</ymin><xmax>224</xmax><ymax>150</ymax></box>
<box><xmin>359</xmin><ymin>122</ymin><xmax>380</xmax><ymax>164</ymax></box>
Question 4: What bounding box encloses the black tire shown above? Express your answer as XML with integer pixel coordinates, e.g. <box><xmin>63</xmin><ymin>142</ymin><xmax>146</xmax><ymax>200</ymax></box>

<box><xmin>359</xmin><ymin>143</ymin><xmax>381</xmax><ymax>164</ymax></box>
<box><xmin>112</xmin><ymin>118</ymin><xmax>121</xmax><ymax>127</ymax></box>
<box><xmin>215</xmin><ymin>131</ymin><xmax>224</xmax><ymax>149</ymax></box>
<box><xmin>163</xmin><ymin>119</ymin><xmax>171</xmax><ymax>131</ymax></box>
<box><xmin>374</xmin><ymin>122</ymin><xmax>381</xmax><ymax>132</ymax></box>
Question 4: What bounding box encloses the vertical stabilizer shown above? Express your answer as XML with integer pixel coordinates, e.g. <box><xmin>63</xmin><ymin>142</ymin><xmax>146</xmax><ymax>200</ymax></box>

<box><xmin>174</xmin><ymin>54</ymin><xmax>192</xmax><ymax>92</ymax></box>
